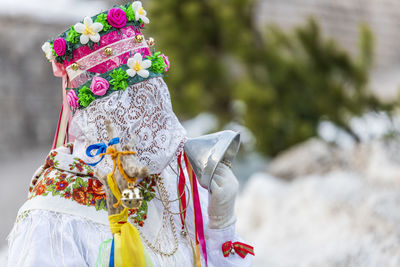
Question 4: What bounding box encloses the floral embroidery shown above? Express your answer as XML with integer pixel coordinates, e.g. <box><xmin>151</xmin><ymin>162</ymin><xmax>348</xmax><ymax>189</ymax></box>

<box><xmin>69</xmin><ymin>157</ymin><xmax>94</xmax><ymax>175</ymax></box>
<box><xmin>29</xmin><ymin>149</ymin><xmax>106</xmax><ymax>211</ymax></box>
<box><xmin>46</xmin><ymin>151</ymin><xmax>59</xmax><ymax>168</ymax></box>
<box><xmin>129</xmin><ymin>174</ymin><xmax>158</xmax><ymax>226</ymax></box>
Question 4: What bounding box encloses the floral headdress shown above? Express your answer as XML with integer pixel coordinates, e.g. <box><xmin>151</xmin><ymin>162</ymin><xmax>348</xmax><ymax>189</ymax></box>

<box><xmin>42</xmin><ymin>1</ymin><xmax>170</xmax><ymax>110</ymax></box>
<box><xmin>43</xmin><ymin>1</ymin><xmax>170</xmax><ymax>149</ymax></box>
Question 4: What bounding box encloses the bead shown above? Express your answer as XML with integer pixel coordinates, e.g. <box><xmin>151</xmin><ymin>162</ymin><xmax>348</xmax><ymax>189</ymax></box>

<box><xmin>146</xmin><ymin>37</ymin><xmax>155</xmax><ymax>47</ymax></box>
<box><xmin>71</xmin><ymin>62</ymin><xmax>80</xmax><ymax>71</ymax></box>
<box><xmin>230</xmin><ymin>248</ymin><xmax>235</xmax><ymax>255</ymax></box>
<box><xmin>121</xmin><ymin>187</ymin><xmax>143</xmax><ymax>209</ymax></box>
<box><xmin>180</xmin><ymin>230</ymin><xmax>187</xmax><ymax>237</ymax></box>
<box><xmin>104</xmin><ymin>47</ymin><xmax>113</xmax><ymax>56</ymax></box>
<box><xmin>135</xmin><ymin>34</ymin><xmax>144</xmax><ymax>43</ymax></box>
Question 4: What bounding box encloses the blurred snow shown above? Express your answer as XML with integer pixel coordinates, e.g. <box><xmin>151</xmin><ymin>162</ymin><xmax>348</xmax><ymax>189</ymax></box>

<box><xmin>182</xmin><ymin>113</ymin><xmax>218</xmax><ymax>138</ymax></box>
<box><xmin>318</xmin><ymin>112</ymin><xmax>399</xmax><ymax>149</ymax></box>
<box><xmin>0</xmin><ymin>0</ymin><xmax>108</xmax><ymax>23</ymax></box>
<box><xmin>237</xmin><ymin>139</ymin><xmax>400</xmax><ymax>267</ymax></box>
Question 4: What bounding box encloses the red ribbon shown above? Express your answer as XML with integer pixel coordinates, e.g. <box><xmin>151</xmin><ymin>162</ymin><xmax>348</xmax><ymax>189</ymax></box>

<box><xmin>222</xmin><ymin>241</ymin><xmax>255</xmax><ymax>259</ymax></box>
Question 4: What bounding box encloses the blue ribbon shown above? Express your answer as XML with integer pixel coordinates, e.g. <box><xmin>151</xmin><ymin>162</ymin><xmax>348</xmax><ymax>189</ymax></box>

<box><xmin>85</xmin><ymin>137</ymin><xmax>120</xmax><ymax>166</ymax></box>
<box><xmin>109</xmin><ymin>237</ymin><xmax>115</xmax><ymax>267</ymax></box>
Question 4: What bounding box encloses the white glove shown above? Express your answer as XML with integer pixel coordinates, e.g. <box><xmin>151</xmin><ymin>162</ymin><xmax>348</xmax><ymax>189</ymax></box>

<box><xmin>208</xmin><ymin>163</ymin><xmax>239</xmax><ymax>229</ymax></box>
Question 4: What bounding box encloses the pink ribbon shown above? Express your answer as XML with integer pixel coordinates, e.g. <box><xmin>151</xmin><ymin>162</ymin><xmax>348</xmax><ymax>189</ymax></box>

<box><xmin>51</xmin><ymin>61</ymin><xmax>72</xmax><ymax>149</ymax></box>
<box><xmin>177</xmin><ymin>153</ymin><xmax>187</xmax><ymax>229</ymax></box>
<box><xmin>184</xmin><ymin>153</ymin><xmax>208</xmax><ymax>266</ymax></box>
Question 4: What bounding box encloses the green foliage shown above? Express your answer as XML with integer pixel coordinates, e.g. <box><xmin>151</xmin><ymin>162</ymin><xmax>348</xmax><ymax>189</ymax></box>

<box><xmin>237</xmin><ymin>19</ymin><xmax>395</xmax><ymax>155</ymax></box>
<box><xmin>146</xmin><ymin>52</ymin><xmax>167</xmax><ymax>73</ymax></box>
<box><xmin>120</xmin><ymin>4</ymin><xmax>135</xmax><ymax>21</ymax></box>
<box><xmin>109</xmin><ymin>68</ymin><xmax>129</xmax><ymax>90</ymax></box>
<box><xmin>78</xmin><ymin>86</ymin><xmax>95</xmax><ymax>107</ymax></box>
<box><xmin>95</xmin><ymin>13</ymin><xmax>113</xmax><ymax>32</ymax></box>
<box><xmin>147</xmin><ymin>0</ymin><xmax>395</xmax><ymax>156</ymax></box>
<box><xmin>66</xmin><ymin>26</ymin><xmax>79</xmax><ymax>44</ymax></box>
<box><xmin>147</xmin><ymin>0</ymin><xmax>235</xmax><ymax>121</ymax></box>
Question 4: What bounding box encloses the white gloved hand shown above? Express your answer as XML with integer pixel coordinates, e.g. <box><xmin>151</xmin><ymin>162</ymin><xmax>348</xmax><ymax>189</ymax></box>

<box><xmin>208</xmin><ymin>163</ymin><xmax>239</xmax><ymax>229</ymax></box>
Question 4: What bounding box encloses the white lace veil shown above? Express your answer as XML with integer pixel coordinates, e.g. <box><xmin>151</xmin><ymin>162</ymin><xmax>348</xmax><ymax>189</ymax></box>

<box><xmin>69</xmin><ymin>76</ymin><xmax>187</xmax><ymax>174</ymax></box>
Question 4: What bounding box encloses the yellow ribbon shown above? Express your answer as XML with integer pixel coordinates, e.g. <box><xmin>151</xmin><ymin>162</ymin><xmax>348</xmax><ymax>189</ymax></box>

<box><xmin>104</xmin><ymin>146</ymin><xmax>154</xmax><ymax>266</ymax></box>
<box><xmin>109</xmin><ymin>208</ymin><xmax>145</xmax><ymax>267</ymax></box>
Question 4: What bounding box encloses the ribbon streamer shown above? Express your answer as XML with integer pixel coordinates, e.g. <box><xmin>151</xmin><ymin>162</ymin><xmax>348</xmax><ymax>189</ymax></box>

<box><xmin>222</xmin><ymin>241</ymin><xmax>255</xmax><ymax>259</ymax></box>
<box><xmin>85</xmin><ymin>137</ymin><xmax>120</xmax><ymax>166</ymax></box>
<box><xmin>177</xmin><ymin>153</ymin><xmax>187</xmax><ymax>229</ymax></box>
<box><xmin>51</xmin><ymin>61</ymin><xmax>71</xmax><ymax>149</ymax></box>
<box><xmin>108</xmin><ymin>208</ymin><xmax>146</xmax><ymax>267</ymax></box>
<box><xmin>184</xmin><ymin>153</ymin><xmax>208</xmax><ymax>267</ymax></box>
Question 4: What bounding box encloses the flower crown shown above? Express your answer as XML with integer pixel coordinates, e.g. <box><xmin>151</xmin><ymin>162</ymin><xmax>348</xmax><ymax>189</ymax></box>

<box><xmin>42</xmin><ymin>1</ymin><xmax>170</xmax><ymax>110</ymax></box>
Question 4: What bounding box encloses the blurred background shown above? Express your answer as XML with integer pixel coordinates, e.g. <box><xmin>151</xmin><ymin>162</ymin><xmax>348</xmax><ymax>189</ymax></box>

<box><xmin>1</xmin><ymin>0</ymin><xmax>400</xmax><ymax>266</ymax></box>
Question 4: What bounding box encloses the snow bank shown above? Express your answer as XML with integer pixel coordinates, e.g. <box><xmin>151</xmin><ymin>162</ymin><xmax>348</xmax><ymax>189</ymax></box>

<box><xmin>237</xmin><ymin>140</ymin><xmax>400</xmax><ymax>267</ymax></box>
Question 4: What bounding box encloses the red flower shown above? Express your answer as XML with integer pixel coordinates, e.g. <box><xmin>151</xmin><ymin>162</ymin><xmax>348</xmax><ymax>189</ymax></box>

<box><xmin>34</xmin><ymin>181</ymin><xmax>46</xmax><ymax>195</ymax></box>
<box><xmin>88</xmin><ymin>179</ymin><xmax>105</xmax><ymax>201</ymax></box>
<box><xmin>59</xmin><ymin>173</ymin><xmax>67</xmax><ymax>180</ymax></box>
<box><xmin>75</xmin><ymin>163</ymin><xmax>83</xmax><ymax>172</ymax></box>
<box><xmin>56</xmin><ymin>180</ymin><xmax>69</xmax><ymax>191</ymax></box>
<box><xmin>89</xmin><ymin>199</ymin><xmax>96</xmax><ymax>206</ymax></box>
<box><xmin>46</xmin><ymin>159</ymin><xmax>55</xmax><ymax>167</ymax></box>
<box><xmin>128</xmin><ymin>209</ymin><xmax>137</xmax><ymax>216</ymax></box>
<box><xmin>64</xmin><ymin>191</ymin><xmax>71</xmax><ymax>199</ymax></box>
<box><xmin>46</xmin><ymin>178</ymin><xmax>54</xmax><ymax>186</ymax></box>
<box><xmin>44</xmin><ymin>167</ymin><xmax>53</xmax><ymax>178</ymax></box>
<box><xmin>72</xmin><ymin>186</ymin><xmax>88</xmax><ymax>205</ymax></box>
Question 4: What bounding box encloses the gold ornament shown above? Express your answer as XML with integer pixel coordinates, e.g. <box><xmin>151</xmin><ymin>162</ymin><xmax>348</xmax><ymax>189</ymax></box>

<box><xmin>135</xmin><ymin>34</ymin><xmax>144</xmax><ymax>43</ymax></box>
<box><xmin>121</xmin><ymin>186</ymin><xmax>143</xmax><ymax>209</ymax></box>
<box><xmin>104</xmin><ymin>47</ymin><xmax>113</xmax><ymax>56</ymax></box>
<box><xmin>146</xmin><ymin>37</ymin><xmax>155</xmax><ymax>47</ymax></box>
<box><xmin>71</xmin><ymin>62</ymin><xmax>80</xmax><ymax>71</ymax></box>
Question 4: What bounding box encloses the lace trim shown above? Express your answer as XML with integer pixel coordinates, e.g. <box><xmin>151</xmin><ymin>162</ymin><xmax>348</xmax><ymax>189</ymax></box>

<box><xmin>69</xmin><ymin>77</ymin><xmax>187</xmax><ymax>174</ymax></box>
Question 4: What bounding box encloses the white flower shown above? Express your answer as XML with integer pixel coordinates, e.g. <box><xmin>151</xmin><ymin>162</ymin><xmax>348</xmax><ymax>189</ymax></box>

<box><xmin>126</xmin><ymin>53</ymin><xmax>152</xmax><ymax>78</ymax></box>
<box><xmin>132</xmin><ymin>1</ymin><xmax>150</xmax><ymax>24</ymax></box>
<box><xmin>41</xmin><ymin>42</ymin><xmax>55</xmax><ymax>61</ymax></box>
<box><xmin>74</xmin><ymin>17</ymin><xmax>103</xmax><ymax>45</ymax></box>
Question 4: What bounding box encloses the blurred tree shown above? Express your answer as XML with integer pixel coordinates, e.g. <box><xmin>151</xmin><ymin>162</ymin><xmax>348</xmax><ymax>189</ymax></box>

<box><xmin>238</xmin><ymin>19</ymin><xmax>394</xmax><ymax>155</ymax></box>
<box><xmin>146</xmin><ymin>0</ymin><xmax>394</xmax><ymax>156</ymax></box>
<box><xmin>147</xmin><ymin>0</ymin><xmax>256</xmax><ymax>122</ymax></box>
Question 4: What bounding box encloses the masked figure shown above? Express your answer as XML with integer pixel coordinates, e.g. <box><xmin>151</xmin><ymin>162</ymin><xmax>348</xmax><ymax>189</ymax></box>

<box><xmin>7</xmin><ymin>2</ymin><xmax>254</xmax><ymax>266</ymax></box>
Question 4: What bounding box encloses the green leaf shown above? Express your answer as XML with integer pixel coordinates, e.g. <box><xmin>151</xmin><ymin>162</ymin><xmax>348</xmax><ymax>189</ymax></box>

<box><xmin>66</xmin><ymin>26</ymin><xmax>79</xmax><ymax>44</ymax></box>
<box><xmin>95</xmin><ymin>13</ymin><xmax>113</xmax><ymax>32</ymax></box>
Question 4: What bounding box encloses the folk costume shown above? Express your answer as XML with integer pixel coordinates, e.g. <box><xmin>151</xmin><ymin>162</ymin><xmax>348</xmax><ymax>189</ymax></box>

<box><xmin>7</xmin><ymin>2</ymin><xmax>254</xmax><ymax>266</ymax></box>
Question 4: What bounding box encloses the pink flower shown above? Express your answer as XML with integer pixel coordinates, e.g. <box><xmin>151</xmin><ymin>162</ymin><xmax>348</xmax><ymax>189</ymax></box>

<box><xmin>53</xmin><ymin>38</ymin><xmax>67</xmax><ymax>56</ymax></box>
<box><xmin>67</xmin><ymin>90</ymin><xmax>79</xmax><ymax>108</ymax></box>
<box><xmin>90</xmin><ymin>77</ymin><xmax>109</xmax><ymax>96</ymax></box>
<box><xmin>162</xmin><ymin>54</ymin><xmax>170</xmax><ymax>72</ymax></box>
<box><xmin>107</xmin><ymin>8</ymin><xmax>127</xmax><ymax>29</ymax></box>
